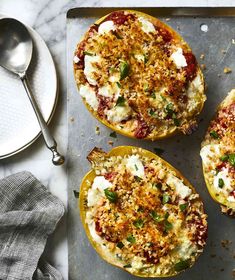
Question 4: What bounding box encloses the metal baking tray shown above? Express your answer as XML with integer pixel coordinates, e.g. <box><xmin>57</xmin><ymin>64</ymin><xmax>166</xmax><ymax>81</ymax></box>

<box><xmin>67</xmin><ymin>7</ymin><xmax>235</xmax><ymax>280</ymax></box>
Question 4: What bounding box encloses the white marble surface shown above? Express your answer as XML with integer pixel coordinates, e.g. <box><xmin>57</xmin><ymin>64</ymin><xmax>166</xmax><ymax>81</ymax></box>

<box><xmin>0</xmin><ymin>0</ymin><xmax>235</xmax><ymax>279</ymax></box>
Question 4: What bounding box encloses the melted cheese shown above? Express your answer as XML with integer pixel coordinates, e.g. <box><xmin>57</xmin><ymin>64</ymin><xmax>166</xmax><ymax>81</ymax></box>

<box><xmin>79</xmin><ymin>84</ymin><xmax>99</xmax><ymax>110</ymax></box>
<box><xmin>98</xmin><ymin>83</ymin><xmax>120</xmax><ymax>98</ymax></box>
<box><xmin>126</xmin><ymin>155</ymin><xmax>145</xmax><ymax>178</ymax></box>
<box><xmin>84</xmin><ymin>55</ymin><xmax>101</xmax><ymax>85</ymax></box>
<box><xmin>166</xmin><ymin>175</ymin><xmax>192</xmax><ymax>199</ymax></box>
<box><xmin>170</xmin><ymin>48</ymin><xmax>187</xmax><ymax>69</ymax></box>
<box><xmin>138</xmin><ymin>17</ymin><xmax>155</xmax><ymax>33</ymax></box>
<box><xmin>106</xmin><ymin>105</ymin><xmax>132</xmax><ymax>123</ymax></box>
<box><xmin>178</xmin><ymin>239</ymin><xmax>197</xmax><ymax>259</ymax></box>
<box><xmin>200</xmin><ymin>144</ymin><xmax>221</xmax><ymax>166</ymax></box>
<box><xmin>98</xmin><ymin>20</ymin><xmax>116</xmax><ymax>35</ymax></box>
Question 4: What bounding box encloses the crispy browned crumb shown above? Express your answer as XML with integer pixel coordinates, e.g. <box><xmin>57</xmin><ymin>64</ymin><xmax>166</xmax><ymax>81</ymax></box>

<box><xmin>201</xmin><ymin>64</ymin><xmax>206</xmax><ymax>70</ymax></box>
<box><xmin>220</xmin><ymin>268</ymin><xmax>225</xmax><ymax>272</ymax></box>
<box><xmin>108</xmin><ymin>140</ymin><xmax>114</xmax><ymax>146</ymax></box>
<box><xmin>221</xmin><ymin>239</ymin><xmax>232</xmax><ymax>249</ymax></box>
<box><xmin>224</xmin><ymin>67</ymin><xmax>232</xmax><ymax>74</ymax></box>
<box><xmin>95</xmin><ymin>126</ymin><xmax>100</xmax><ymax>135</ymax></box>
<box><xmin>200</xmin><ymin>54</ymin><xmax>205</xmax><ymax>60</ymax></box>
<box><xmin>70</xmin><ymin>117</ymin><xmax>75</xmax><ymax>122</ymax></box>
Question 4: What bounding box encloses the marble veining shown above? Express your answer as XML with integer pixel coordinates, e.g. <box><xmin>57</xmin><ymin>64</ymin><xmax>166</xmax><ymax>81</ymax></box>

<box><xmin>0</xmin><ymin>0</ymin><xmax>235</xmax><ymax>279</ymax></box>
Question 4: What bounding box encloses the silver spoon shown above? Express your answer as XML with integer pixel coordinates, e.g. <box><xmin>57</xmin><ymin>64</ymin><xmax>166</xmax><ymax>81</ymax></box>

<box><xmin>0</xmin><ymin>18</ymin><xmax>64</xmax><ymax>165</ymax></box>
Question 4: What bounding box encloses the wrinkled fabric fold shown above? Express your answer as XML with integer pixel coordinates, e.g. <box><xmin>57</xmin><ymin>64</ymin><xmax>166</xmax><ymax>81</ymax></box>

<box><xmin>0</xmin><ymin>171</ymin><xmax>64</xmax><ymax>280</ymax></box>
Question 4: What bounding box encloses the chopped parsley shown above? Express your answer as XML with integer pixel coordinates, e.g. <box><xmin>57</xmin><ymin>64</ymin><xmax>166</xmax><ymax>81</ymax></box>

<box><xmin>174</xmin><ymin>260</ymin><xmax>190</xmax><ymax>272</ymax></box>
<box><xmin>113</xmin><ymin>31</ymin><xmax>123</xmax><ymax>39</ymax></box>
<box><xmin>164</xmin><ymin>219</ymin><xmax>173</xmax><ymax>232</ymax></box>
<box><xmin>210</xmin><ymin>130</ymin><xmax>219</xmax><ymax>139</ymax></box>
<box><xmin>148</xmin><ymin>108</ymin><xmax>156</xmax><ymax>116</ymax></box>
<box><xmin>218</xmin><ymin>178</ymin><xmax>224</xmax><ymax>188</ymax></box>
<box><xmin>151</xmin><ymin>91</ymin><xmax>156</xmax><ymax>99</ymax></box>
<box><xmin>153</xmin><ymin>182</ymin><xmax>162</xmax><ymax>189</ymax></box>
<box><xmin>134</xmin><ymin>176</ymin><xmax>142</xmax><ymax>182</ymax></box>
<box><xmin>134</xmin><ymin>164</ymin><xmax>138</xmax><ymax>171</ymax></box>
<box><xmin>144</xmin><ymin>54</ymin><xmax>149</xmax><ymax>64</ymax></box>
<box><xmin>116</xmin><ymin>96</ymin><xmax>125</xmax><ymax>106</ymax></box>
<box><xmin>165</xmin><ymin>103</ymin><xmax>174</xmax><ymax>117</ymax></box>
<box><xmin>120</xmin><ymin>61</ymin><xmax>130</xmax><ymax>80</ymax></box>
<box><xmin>104</xmin><ymin>188</ymin><xmax>118</xmax><ymax>203</ymax></box>
<box><xmin>162</xmin><ymin>194</ymin><xmax>170</xmax><ymax>204</ymax></box>
<box><xmin>220</xmin><ymin>154</ymin><xmax>229</xmax><ymax>162</ymax></box>
<box><xmin>117</xmin><ymin>242</ymin><xmax>124</xmax><ymax>249</ymax></box>
<box><xmin>144</xmin><ymin>83</ymin><xmax>149</xmax><ymax>92</ymax></box>
<box><xmin>123</xmin><ymin>264</ymin><xmax>132</xmax><ymax>268</ymax></box>
<box><xmin>109</xmin><ymin>131</ymin><xmax>117</xmax><ymax>138</ymax></box>
<box><xmin>73</xmin><ymin>190</ymin><xmax>79</xmax><ymax>198</ymax></box>
<box><xmin>126</xmin><ymin>235</ymin><xmax>136</xmax><ymax>244</ymax></box>
<box><xmin>116</xmin><ymin>81</ymin><xmax>122</xmax><ymax>88</ymax></box>
<box><xmin>133</xmin><ymin>218</ymin><xmax>144</xmax><ymax>229</ymax></box>
<box><xmin>179</xmin><ymin>203</ymin><xmax>188</xmax><ymax>212</ymax></box>
<box><xmin>153</xmin><ymin>147</ymin><xmax>164</xmax><ymax>156</ymax></box>
<box><xmin>83</xmin><ymin>51</ymin><xmax>93</xmax><ymax>56</ymax></box>
<box><xmin>228</xmin><ymin>153</ymin><xmax>235</xmax><ymax>167</ymax></box>
<box><xmin>150</xmin><ymin>211</ymin><xmax>164</xmax><ymax>222</ymax></box>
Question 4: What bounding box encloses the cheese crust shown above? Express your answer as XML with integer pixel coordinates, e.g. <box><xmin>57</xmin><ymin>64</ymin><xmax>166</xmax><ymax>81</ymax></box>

<box><xmin>80</xmin><ymin>146</ymin><xmax>207</xmax><ymax>277</ymax></box>
<box><xmin>200</xmin><ymin>89</ymin><xmax>235</xmax><ymax>215</ymax></box>
<box><xmin>74</xmin><ymin>10</ymin><xmax>206</xmax><ymax>140</ymax></box>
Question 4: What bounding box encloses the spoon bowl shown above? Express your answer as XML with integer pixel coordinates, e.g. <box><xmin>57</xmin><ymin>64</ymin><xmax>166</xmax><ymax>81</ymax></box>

<box><xmin>0</xmin><ymin>18</ymin><xmax>32</xmax><ymax>75</ymax></box>
<box><xmin>0</xmin><ymin>17</ymin><xmax>64</xmax><ymax>165</ymax></box>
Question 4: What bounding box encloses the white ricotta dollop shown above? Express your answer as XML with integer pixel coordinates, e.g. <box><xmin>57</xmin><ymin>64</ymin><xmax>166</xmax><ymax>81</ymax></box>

<box><xmin>98</xmin><ymin>83</ymin><xmax>120</xmax><ymax>98</ymax></box>
<box><xmin>73</xmin><ymin>55</ymin><xmax>80</xmax><ymax>63</ymax></box>
<box><xmin>213</xmin><ymin>168</ymin><xmax>232</xmax><ymax>193</ymax></box>
<box><xmin>166</xmin><ymin>175</ymin><xmax>192</xmax><ymax>199</ymax></box>
<box><xmin>138</xmin><ymin>17</ymin><xmax>156</xmax><ymax>33</ymax></box>
<box><xmin>170</xmin><ymin>48</ymin><xmax>187</xmax><ymax>69</ymax></box>
<box><xmin>98</xmin><ymin>20</ymin><xmax>116</xmax><ymax>35</ymax></box>
<box><xmin>88</xmin><ymin>220</ymin><xmax>103</xmax><ymax>243</ymax></box>
<box><xmin>79</xmin><ymin>84</ymin><xmax>99</xmax><ymax>111</ymax></box>
<box><xmin>84</xmin><ymin>55</ymin><xmax>101</xmax><ymax>86</ymax></box>
<box><xmin>126</xmin><ymin>155</ymin><xmax>145</xmax><ymax>178</ymax></box>
<box><xmin>200</xmin><ymin>144</ymin><xmax>221</xmax><ymax>166</ymax></box>
<box><xmin>106</xmin><ymin>105</ymin><xmax>132</xmax><ymax>123</ymax></box>
<box><xmin>87</xmin><ymin>176</ymin><xmax>112</xmax><ymax>207</ymax></box>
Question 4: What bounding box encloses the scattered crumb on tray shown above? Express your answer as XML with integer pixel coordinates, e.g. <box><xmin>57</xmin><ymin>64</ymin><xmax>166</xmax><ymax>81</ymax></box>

<box><xmin>108</xmin><ymin>141</ymin><xmax>114</xmax><ymax>146</ymax></box>
<box><xmin>221</xmin><ymin>49</ymin><xmax>226</xmax><ymax>54</ymax></box>
<box><xmin>95</xmin><ymin>126</ymin><xmax>100</xmax><ymax>135</ymax></box>
<box><xmin>232</xmin><ymin>269</ymin><xmax>235</xmax><ymax>277</ymax></box>
<box><xmin>224</xmin><ymin>67</ymin><xmax>232</xmax><ymax>74</ymax></box>
<box><xmin>210</xmin><ymin>254</ymin><xmax>216</xmax><ymax>258</ymax></box>
<box><xmin>69</xmin><ymin>117</ymin><xmax>75</xmax><ymax>122</ymax></box>
<box><xmin>232</xmin><ymin>39</ymin><xmax>235</xmax><ymax>44</ymax></box>
<box><xmin>200</xmin><ymin>53</ymin><xmax>205</xmax><ymax>60</ymax></box>
<box><xmin>165</xmin><ymin>18</ymin><xmax>170</xmax><ymax>21</ymax></box>
<box><xmin>201</xmin><ymin>64</ymin><xmax>206</xmax><ymax>70</ymax></box>
<box><xmin>221</xmin><ymin>239</ymin><xmax>232</xmax><ymax>250</ymax></box>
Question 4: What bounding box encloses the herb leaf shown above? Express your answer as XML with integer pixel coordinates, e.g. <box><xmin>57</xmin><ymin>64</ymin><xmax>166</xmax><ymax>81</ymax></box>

<box><xmin>153</xmin><ymin>182</ymin><xmax>162</xmax><ymax>189</ymax></box>
<box><xmin>153</xmin><ymin>148</ymin><xmax>164</xmax><ymax>156</ymax></box>
<box><xmin>133</xmin><ymin>218</ymin><xmax>144</xmax><ymax>229</ymax></box>
<box><xmin>179</xmin><ymin>203</ymin><xmax>188</xmax><ymax>212</ymax></box>
<box><xmin>84</xmin><ymin>51</ymin><xmax>93</xmax><ymax>56</ymax></box>
<box><xmin>116</xmin><ymin>81</ymin><xmax>121</xmax><ymax>88</ymax></box>
<box><xmin>134</xmin><ymin>176</ymin><xmax>142</xmax><ymax>182</ymax></box>
<box><xmin>116</xmin><ymin>96</ymin><xmax>125</xmax><ymax>106</ymax></box>
<box><xmin>148</xmin><ymin>108</ymin><xmax>156</xmax><ymax>116</ymax></box>
<box><xmin>117</xmin><ymin>242</ymin><xmax>124</xmax><ymax>249</ymax></box>
<box><xmin>151</xmin><ymin>91</ymin><xmax>156</xmax><ymax>99</ymax></box>
<box><xmin>162</xmin><ymin>194</ymin><xmax>170</xmax><ymax>204</ymax></box>
<box><xmin>120</xmin><ymin>61</ymin><xmax>130</xmax><ymax>80</ymax></box>
<box><xmin>164</xmin><ymin>219</ymin><xmax>173</xmax><ymax>231</ymax></box>
<box><xmin>73</xmin><ymin>190</ymin><xmax>79</xmax><ymax>198</ymax></box>
<box><xmin>210</xmin><ymin>130</ymin><xmax>219</xmax><ymax>139</ymax></box>
<box><xmin>220</xmin><ymin>154</ymin><xmax>229</xmax><ymax>162</ymax></box>
<box><xmin>123</xmin><ymin>264</ymin><xmax>132</xmax><ymax>268</ymax></box>
<box><xmin>126</xmin><ymin>235</ymin><xmax>136</xmax><ymax>244</ymax></box>
<box><xmin>165</xmin><ymin>103</ymin><xmax>174</xmax><ymax>117</ymax></box>
<box><xmin>110</xmin><ymin>131</ymin><xmax>117</xmax><ymax>138</ymax></box>
<box><xmin>228</xmin><ymin>153</ymin><xmax>235</xmax><ymax>167</ymax></box>
<box><xmin>104</xmin><ymin>188</ymin><xmax>118</xmax><ymax>203</ymax></box>
<box><xmin>149</xmin><ymin>211</ymin><xmax>164</xmax><ymax>222</ymax></box>
<box><xmin>174</xmin><ymin>260</ymin><xmax>190</xmax><ymax>272</ymax></box>
<box><xmin>218</xmin><ymin>178</ymin><xmax>224</xmax><ymax>188</ymax></box>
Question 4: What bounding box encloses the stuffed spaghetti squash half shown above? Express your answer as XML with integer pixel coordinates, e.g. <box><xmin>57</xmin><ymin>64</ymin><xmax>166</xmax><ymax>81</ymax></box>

<box><xmin>79</xmin><ymin>146</ymin><xmax>207</xmax><ymax>277</ymax></box>
<box><xmin>74</xmin><ymin>10</ymin><xmax>206</xmax><ymax>140</ymax></box>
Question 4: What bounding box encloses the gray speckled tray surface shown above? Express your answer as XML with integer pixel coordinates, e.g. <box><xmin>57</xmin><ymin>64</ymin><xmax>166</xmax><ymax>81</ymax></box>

<box><xmin>67</xmin><ymin>8</ymin><xmax>235</xmax><ymax>280</ymax></box>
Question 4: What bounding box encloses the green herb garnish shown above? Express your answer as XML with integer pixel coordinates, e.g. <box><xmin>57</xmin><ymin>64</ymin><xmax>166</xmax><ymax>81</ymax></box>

<box><xmin>123</xmin><ymin>264</ymin><xmax>132</xmax><ymax>268</ymax></box>
<box><xmin>104</xmin><ymin>188</ymin><xmax>118</xmax><ymax>203</ymax></box>
<box><xmin>84</xmin><ymin>51</ymin><xmax>93</xmax><ymax>56</ymax></box>
<box><xmin>164</xmin><ymin>219</ymin><xmax>173</xmax><ymax>231</ymax></box>
<box><xmin>153</xmin><ymin>148</ymin><xmax>164</xmax><ymax>156</ymax></box>
<box><xmin>144</xmin><ymin>83</ymin><xmax>149</xmax><ymax>92</ymax></box>
<box><xmin>162</xmin><ymin>194</ymin><xmax>170</xmax><ymax>204</ymax></box>
<box><xmin>148</xmin><ymin>108</ymin><xmax>156</xmax><ymax>116</ymax></box>
<box><xmin>116</xmin><ymin>81</ymin><xmax>121</xmax><ymax>88</ymax></box>
<box><xmin>133</xmin><ymin>218</ymin><xmax>144</xmax><ymax>229</ymax></box>
<box><xmin>109</xmin><ymin>131</ymin><xmax>117</xmax><ymax>138</ymax></box>
<box><xmin>149</xmin><ymin>211</ymin><xmax>164</xmax><ymax>222</ymax></box>
<box><xmin>116</xmin><ymin>96</ymin><xmax>126</xmax><ymax>106</ymax></box>
<box><xmin>134</xmin><ymin>164</ymin><xmax>138</xmax><ymax>171</ymax></box>
<box><xmin>126</xmin><ymin>235</ymin><xmax>136</xmax><ymax>244</ymax></box>
<box><xmin>165</xmin><ymin>103</ymin><xmax>174</xmax><ymax>117</ymax></box>
<box><xmin>120</xmin><ymin>61</ymin><xmax>130</xmax><ymax>80</ymax></box>
<box><xmin>220</xmin><ymin>154</ymin><xmax>229</xmax><ymax>162</ymax></box>
<box><xmin>174</xmin><ymin>260</ymin><xmax>190</xmax><ymax>272</ymax></box>
<box><xmin>179</xmin><ymin>203</ymin><xmax>188</xmax><ymax>212</ymax></box>
<box><xmin>228</xmin><ymin>153</ymin><xmax>235</xmax><ymax>167</ymax></box>
<box><xmin>153</xmin><ymin>182</ymin><xmax>162</xmax><ymax>189</ymax></box>
<box><xmin>218</xmin><ymin>178</ymin><xmax>224</xmax><ymax>188</ymax></box>
<box><xmin>138</xmin><ymin>206</ymin><xmax>144</xmax><ymax>212</ymax></box>
<box><xmin>144</xmin><ymin>54</ymin><xmax>149</xmax><ymax>64</ymax></box>
<box><xmin>172</xmin><ymin>113</ymin><xmax>180</xmax><ymax>126</ymax></box>
<box><xmin>210</xmin><ymin>130</ymin><xmax>219</xmax><ymax>139</ymax></box>
<box><xmin>151</xmin><ymin>91</ymin><xmax>156</xmax><ymax>99</ymax></box>
<box><xmin>134</xmin><ymin>176</ymin><xmax>142</xmax><ymax>182</ymax></box>
<box><xmin>113</xmin><ymin>31</ymin><xmax>123</xmax><ymax>39</ymax></box>
<box><xmin>73</xmin><ymin>190</ymin><xmax>79</xmax><ymax>198</ymax></box>
<box><xmin>117</xmin><ymin>242</ymin><xmax>124</xmax><ymax>249</ymax></box>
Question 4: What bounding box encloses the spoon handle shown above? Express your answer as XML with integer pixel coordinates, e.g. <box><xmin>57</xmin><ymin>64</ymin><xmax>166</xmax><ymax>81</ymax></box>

<box><xmin>20</xmin><ymin>75</ymin><xmax>65</xmax><ymax>165</ymax></box>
